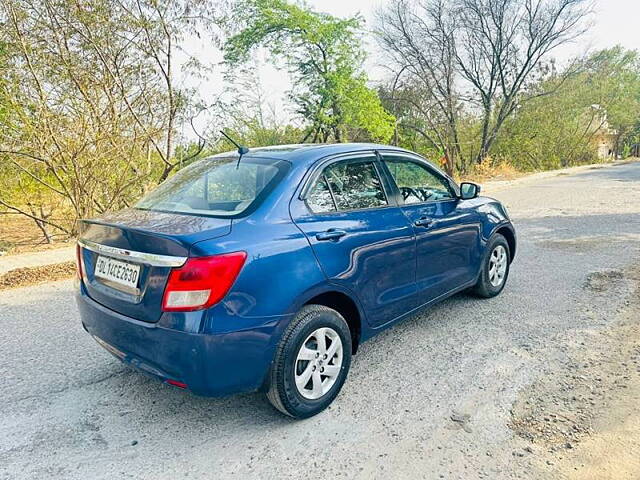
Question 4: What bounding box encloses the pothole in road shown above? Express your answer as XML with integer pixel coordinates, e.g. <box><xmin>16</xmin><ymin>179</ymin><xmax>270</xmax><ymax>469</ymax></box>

<box><xmin>583</xmin><ymin>269</ymin><xmax>625</xmax><ymax>292</ymax></box>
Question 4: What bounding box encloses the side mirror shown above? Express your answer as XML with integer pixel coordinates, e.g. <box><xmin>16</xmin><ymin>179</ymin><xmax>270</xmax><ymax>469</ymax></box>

<box><xmin>459</xmin><ymin>182</ymin><xmax>481</xmax><ymax>200</ymax></box>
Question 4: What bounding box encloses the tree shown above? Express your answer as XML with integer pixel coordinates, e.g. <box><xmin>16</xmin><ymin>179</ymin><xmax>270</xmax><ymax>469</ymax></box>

<box><xmin>377</xmin><ymin>0</ymin><xmax>462</xmax><ymax>174</ymax></box>
<box><xmin>214</xmin><ymin>65</ymin><xmax>306</xmax><ymax>148</ymax></box>
<box><xmin>224</xmin><ymin>0</ymin><xmax>394</xmax><ymax>143</ymax></box>
<box><xmin>0</xmin><ymin>0</ymin><xmax>222</xmax><ymax>238</ymax></box>
<box><xmin>0</xmin><ymin>42</ymin><xmax>7</xmax><ymax>125</ymax></box>
<box><xmin>493</xmin><ymin>47</ymin><xmax>640</xmax><ymax>169</ymax></box>
<box><xmin>376</xmin><ymin>0</ymin><xmax>591</xmax><ymax>174</ymax></box>
<box><xmin>585</xmin><ymin>47</ymin><xmax>640</xmax><ymax>154</ymax></box>
<box><xmin>111</xmin><ymin>0</ymin><xmax>224</xmax><ymax>181</ymax></box>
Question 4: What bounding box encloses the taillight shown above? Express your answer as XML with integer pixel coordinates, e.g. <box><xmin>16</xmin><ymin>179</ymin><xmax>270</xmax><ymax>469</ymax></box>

<box><xmin>165</xmin><ymin>379</ymin><xmax>187</xmax><ymax>389</ymax></box>
<box><xmin>162</xmin><ymin>252</ymin><xmax>247</xmax><ymax>312</ymax></box>
<box><xmin>75</xmin><ymin>243</ymin><xmax>85</xmax><ymax>280</ymax></box>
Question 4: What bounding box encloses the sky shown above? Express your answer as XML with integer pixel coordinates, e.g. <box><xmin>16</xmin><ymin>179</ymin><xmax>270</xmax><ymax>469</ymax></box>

<box><xmin>185</xmin><ymin>0</ymin><xmax>640</xmax><ymax>137</ymax></box>
<box><xmin>309</xmin><ymin>0</ymin><xmax>640</xmax><ymax>58</ymax></box>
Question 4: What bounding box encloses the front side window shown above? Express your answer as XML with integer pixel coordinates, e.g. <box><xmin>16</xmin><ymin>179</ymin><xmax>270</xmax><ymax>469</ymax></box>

<box><xmin>135</xmin><ymin>157</ymin><xmax>286</xmax><ymax>217</ymax></box>
<box><xmin>306</xmin><ymin>160</ymin><xmax>388</xmax><ymax>213</ymax></box>
<box><xmin>385</xmin><ymin>158</ymin><xmax>454</xmax><ymax>204</ymax></box>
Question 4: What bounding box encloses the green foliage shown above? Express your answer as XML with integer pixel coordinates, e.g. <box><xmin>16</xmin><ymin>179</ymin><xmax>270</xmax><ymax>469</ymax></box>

<box><xmin>224</xmin><ymin>0</ymin><xmax>394</xmax><ymax>143</ymax></box>
<box><xmin>586</xmin><ymin>47</ymin><xmax>640</xmax><ymax>138</ymax></box>
<box><xmin>380</xmin><ymin>46</ymin><xmax>640</xmax><ymax>173</ymax></box>
<box><xmin>621</xmin><ymin>120</ymin><xmax>640</xmax><ymax>156</ymax></box>
<box><xmin>493</xmin><ymin>47</ymin><xmax>640</xmax><ymax>170</ymax></box>
<box><xmin>222</xmin><ymin>122</ymin><xmax>304</xmax><ymax>149</ymax></box>
<box><xmin>339</xmin><ymin>74</ymin><xmax>396</xmax><ymax>143</ymax></box>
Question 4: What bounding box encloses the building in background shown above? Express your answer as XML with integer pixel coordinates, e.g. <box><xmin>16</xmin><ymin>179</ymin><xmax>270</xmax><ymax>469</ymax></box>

<box><xmin>591</xmin><ymin>105</ymin><xmax>617</xmax><ymax>159</ymax></box>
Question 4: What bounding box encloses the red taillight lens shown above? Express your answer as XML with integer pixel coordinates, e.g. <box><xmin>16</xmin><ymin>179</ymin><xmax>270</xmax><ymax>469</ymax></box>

<box><xmin>162</xmin><ymin>251</ymin><xmax>247</xmax><ymax>312</ymax></box>
<box><xmin>75</xmin><ymin>243</ymin><xmax>84</xmax><ymax>280</ymax></box>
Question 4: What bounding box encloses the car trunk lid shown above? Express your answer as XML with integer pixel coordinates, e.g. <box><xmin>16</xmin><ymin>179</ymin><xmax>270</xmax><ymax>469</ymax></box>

<box><xmin>78</xmin><ymin>208</ymin><xmax>231</xmax><ymax>322</ymax></box>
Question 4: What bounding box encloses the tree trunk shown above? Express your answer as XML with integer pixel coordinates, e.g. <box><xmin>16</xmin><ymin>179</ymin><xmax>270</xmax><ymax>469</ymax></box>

<box><xmin>334</xmin><ymin>125</ymin><xmax>342</xmax><ymax>142</ymax></box>
<box><xmin>28</xmin><ymin>204</ymin><xmax>52</xmax><ymax>244</ymax></box>
<box><xmin>443</xmin><ymin>149</ymin><xmax>455</xmax><ymax>177</ymax></box>
<box><xmin>476</xmin><ymin>105</ymin><xmax>492</xmax><ymax>164</ymax></box>
<box><xmin>34</xmin><ymin>218</ymin><xmax>52</xmax><ymax>244</ymax></box>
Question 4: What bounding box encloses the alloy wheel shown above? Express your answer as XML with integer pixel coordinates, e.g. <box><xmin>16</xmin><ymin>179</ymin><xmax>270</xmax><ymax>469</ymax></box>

<box><xmin>294</xmin><ymin>327</ymin><xmax>343</xmax><ymax>400</ymax></box>
<box><xmin>488</xmin><ymin>244</ymin><xmax>508</xmax><ymax>287</ymax></box>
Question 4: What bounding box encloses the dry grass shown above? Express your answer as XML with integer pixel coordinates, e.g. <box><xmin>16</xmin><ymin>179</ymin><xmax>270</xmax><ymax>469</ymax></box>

<box><xmin>0</xmin><ymin>261</ymin><xmax>76</xmax><ymax>290</ymax></box>
<box><xmin>457</xmin><ymin>161</ymin><xmax>524</xmax><ymax>183</ymax></box>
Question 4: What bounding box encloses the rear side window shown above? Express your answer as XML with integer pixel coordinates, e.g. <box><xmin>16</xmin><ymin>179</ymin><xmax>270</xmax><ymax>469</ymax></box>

<box><xmin>306</xmin><ymin>176</ymin><xmax>335</xmax><ymax>213</ymax></box>
<box><xmin>385</xmin><ymin>158</ymin><xmax>454</xmax><ymax>204</ymax></box>
<box><xmin>306</xmin><ymin>160</ymin><xmax>388</xmax><ymax>213</ymax></box>
<box><xmin>135</xmin><ymin>157</ymin><xmax>288</xmax><ymax>217</ymax></box>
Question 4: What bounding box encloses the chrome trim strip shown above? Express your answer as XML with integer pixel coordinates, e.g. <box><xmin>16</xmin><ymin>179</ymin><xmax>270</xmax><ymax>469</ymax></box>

<box><xmin>77</xmin><ymin>239</ymin><xmax>187</xmax><ymax>267</ymax></box>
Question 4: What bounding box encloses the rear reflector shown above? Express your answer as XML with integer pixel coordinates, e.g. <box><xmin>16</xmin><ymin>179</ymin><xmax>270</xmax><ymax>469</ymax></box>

<box><xmin>166</xmin><ymin>379</ymin><xmax>187</xmax><ymax>389</ymax></box>
<box><xmin>75</xmin><ymin>243</ymin><xmax>85</xmax><ymax>280</ymax></box>
<box><xmin>161</xmin><ymin>251</ymin><xmax>247</xmax><ymax>312</ymax></box>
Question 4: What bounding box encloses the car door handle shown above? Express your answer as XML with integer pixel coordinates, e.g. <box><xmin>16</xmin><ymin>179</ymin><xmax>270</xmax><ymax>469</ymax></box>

<box><xmin>414</xmin><ymin>217</ymin><xmax>434</xmax><ymax>228</ymax></box>
<box><xmin>316</xmin><ymin>229</ymin><xmax>347</xmax><ymax>241</ymax></box>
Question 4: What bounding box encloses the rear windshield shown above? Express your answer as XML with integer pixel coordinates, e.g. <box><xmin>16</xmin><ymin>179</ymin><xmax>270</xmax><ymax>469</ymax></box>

<box><xmin>135</xmin><ymin>156</ymin><xmax>289</xmax><ymax>217</ymax></box>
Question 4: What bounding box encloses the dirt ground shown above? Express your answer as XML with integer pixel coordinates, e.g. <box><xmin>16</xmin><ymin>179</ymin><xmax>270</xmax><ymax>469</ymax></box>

<box><xmin>0</xmin><ymin>215</ymin><xmax>72</xmax><ymax>254</ymax></box>
<box><xmin>0</xmin><ymin>262</ymin><xmax>76</xmax><ymax>290</ymax></box>
<box><xmin>510</xmin><ymin>264</ymin><xmax>640</xmax><ymax>478</ymax></box>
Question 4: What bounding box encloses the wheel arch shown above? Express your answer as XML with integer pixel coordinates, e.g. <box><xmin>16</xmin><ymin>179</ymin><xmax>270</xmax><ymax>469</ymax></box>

<box><xmin>286</xmin><ymin>283</ymin><xmax>365</xmax><ymax>355</ymax></box>
<box><xmin>303</xmin><ymin>290</ymin><xmax>362</xmax><ymax>354</ymax></box>
<box><xmin>494</xmin><ymin>225</ymin><xmax>516</xmax><ymax>262</ymax></box>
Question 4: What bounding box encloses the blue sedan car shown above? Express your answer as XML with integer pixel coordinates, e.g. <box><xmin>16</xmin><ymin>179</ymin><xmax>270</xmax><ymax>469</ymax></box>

<box><xmin>76</xmin><ymin>143</ymin><xmax>515</xmax><ymax>418</ymax></box>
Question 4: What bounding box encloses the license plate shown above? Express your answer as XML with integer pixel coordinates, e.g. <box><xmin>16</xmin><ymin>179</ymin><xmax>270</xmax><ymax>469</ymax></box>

<box><xmin>94</xmin><ymin>255</ymin><xmax>140</xmax><ymax>292</ymax></box>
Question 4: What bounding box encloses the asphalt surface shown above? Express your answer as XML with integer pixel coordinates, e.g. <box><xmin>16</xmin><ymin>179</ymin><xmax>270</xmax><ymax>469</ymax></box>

<box><xmin>1</xmin><ymin>161</ymin><xmax>639</xmax><ymax>480</ymax></box>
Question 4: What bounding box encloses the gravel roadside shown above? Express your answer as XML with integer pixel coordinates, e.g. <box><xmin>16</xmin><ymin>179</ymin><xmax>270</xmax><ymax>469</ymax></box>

<box><xmin>510</xmin><ymin>263</ymin><xmax>640</xmax><ymax>478</ymax></box>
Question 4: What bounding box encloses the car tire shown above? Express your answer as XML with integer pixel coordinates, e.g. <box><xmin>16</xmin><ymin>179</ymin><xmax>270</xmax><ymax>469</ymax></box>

<box><xmin>471</xmin><ymin>233</ymin><xmax>511</xmax><ymax>298</ymax></box>
<box><xmin>267</xmin><ymin>305</ymin><xmax>352</xmax><ymax>418</ymax></box>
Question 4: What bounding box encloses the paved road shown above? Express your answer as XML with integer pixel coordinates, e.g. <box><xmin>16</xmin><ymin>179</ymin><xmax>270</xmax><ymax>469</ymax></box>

<box><xmin>1</xmin><ymin>162</ymin><xmax>639</xmax><ymax>480</ymax></box>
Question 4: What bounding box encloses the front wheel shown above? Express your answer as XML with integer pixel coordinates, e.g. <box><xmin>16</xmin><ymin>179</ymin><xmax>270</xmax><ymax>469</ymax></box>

<box><xmin>267</xmin><ymin>305</ymin><xmax>352</xmax><ymax>418</ymax></box>
<box><xmin>471</xmin><ymin>233</ymin><xmax>511</xmax><ymax>298</ymax></box>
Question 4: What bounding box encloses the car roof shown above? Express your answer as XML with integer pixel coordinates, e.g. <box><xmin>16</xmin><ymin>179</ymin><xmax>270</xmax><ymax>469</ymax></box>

<box><xmin>211</xmin><ymin>143</ymin><xmax>420</xmax><ymax>165</ymax></box>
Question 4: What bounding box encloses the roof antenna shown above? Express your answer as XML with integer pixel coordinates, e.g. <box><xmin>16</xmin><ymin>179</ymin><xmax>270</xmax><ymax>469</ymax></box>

<box><xmin>219</xmin><ymin>130</ymin><xmax>249</xmax><ymax>169</ymax></box>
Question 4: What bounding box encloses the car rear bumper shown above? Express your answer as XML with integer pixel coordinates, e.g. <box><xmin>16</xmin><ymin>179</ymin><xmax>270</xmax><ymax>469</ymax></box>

<box><xmin>75</xmin><ymin>284</ymin><xmax>285</xmax><ymax>397</ymax></box>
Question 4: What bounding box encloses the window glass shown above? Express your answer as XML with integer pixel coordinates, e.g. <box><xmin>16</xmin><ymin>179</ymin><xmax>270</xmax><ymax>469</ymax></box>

<box><xmin>325</xmin><ymin>161</ymin><xmax>387</xmax><ymax>211</ymax></box>
<box><xmin>135</xmin><ymin>157</ymin><xmax>284</xmax><ymax>217</ymax></box>
<box><xmin>207</xmin><ymin>163</ymin><xmax>259</xmax><ymax>202</ymax></box>
<box><xmin>306</xmin><ymin>160</ymin><xmax>388</xmax><ymax>213</ymax></box>
<box><xmin>385</xmin><ymin>158</ymin><xmax>453</xmax><ymax>204</ymax></box>
<box><xmin>306</xmin><ymin>175</ymin><xmax>336</xmax><ymax>213</ymax></box>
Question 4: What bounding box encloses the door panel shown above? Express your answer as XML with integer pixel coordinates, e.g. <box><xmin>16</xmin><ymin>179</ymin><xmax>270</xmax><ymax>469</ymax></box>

<box><xmin>382</xmin><ymin>155</ymin><xmax>482</xmax><ymax>302</ymax></box>
<box><xmin>401</xmin><ymin>200</ymin><xmax>480</xmax><ymax>300</ymax></box>
<box><xmin>290</xmin><ymin>156</ymin><xmax>417</xmax><ymax>327</ymax></box>
<box><xmin>293</xmin><ymin>210</ymin><xmax>417</xmax><ymax>326</ymax></box>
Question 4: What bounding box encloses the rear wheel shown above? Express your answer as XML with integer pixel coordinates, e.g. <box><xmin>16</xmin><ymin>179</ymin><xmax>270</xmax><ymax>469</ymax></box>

<box><xmin>267</xmin><ymin>305</ymin><xmax>352</xmax><ymax>418</ymax></box>
<box><xmin>472</xmin><ymin>233</ymin><xmax>511</xmax><ymax>298</ymax></box>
